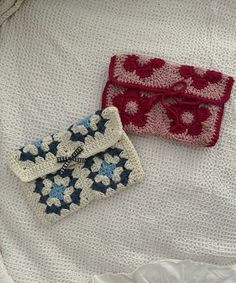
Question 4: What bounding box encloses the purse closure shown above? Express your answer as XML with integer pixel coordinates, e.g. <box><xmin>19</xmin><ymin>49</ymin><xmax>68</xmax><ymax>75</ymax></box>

<box><xmin>9</xmin><ymin>107</ymin><xmax>123</xmax><ymax>182</ymax></box>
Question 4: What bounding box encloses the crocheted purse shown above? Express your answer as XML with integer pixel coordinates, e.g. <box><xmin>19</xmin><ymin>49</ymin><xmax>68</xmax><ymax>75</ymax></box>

<box><xmin>9</xmin><ymin>107</ymin><xmax>144</xmax><ymax>224</ymax></box>
<box><xmin>102</xmin><ymin>54</ymin><xmax>234</xmax><ymax>147</ymax></box>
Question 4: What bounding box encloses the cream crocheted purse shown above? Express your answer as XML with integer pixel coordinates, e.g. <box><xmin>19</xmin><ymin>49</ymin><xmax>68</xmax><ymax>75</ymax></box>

<box><xmin>9</xmin><ymin>107</ymin><xmax>144</xmax><ymax>224</ymax></box>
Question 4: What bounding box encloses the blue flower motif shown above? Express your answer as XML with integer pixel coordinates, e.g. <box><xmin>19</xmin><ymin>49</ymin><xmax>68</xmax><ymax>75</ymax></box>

<box><xmin>32</xmin><ymin>139</ymin><xmax>42</xmax><ymax>148</ymax></box>
<box><xmin>78</xmin><ymin>115</ymin><xmax>92</xmax><ymax>128</ymax></box>
<box><xmin>49</xmin><ymin>183</ymin><xmax>66</xmax><ymax>200</ymax></box>
<box><xmin>99</xmin><ymin>161</ymin><xmax>116</xmax><ymax>178</ymax></box>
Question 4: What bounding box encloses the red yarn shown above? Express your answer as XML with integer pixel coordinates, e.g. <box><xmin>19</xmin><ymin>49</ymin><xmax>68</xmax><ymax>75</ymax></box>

<box><xmin>102</xmin><ymin>54</ymin><xmax>234</xmax><ymax>147</ymax></box>
<box><xmin>110</xmin><ymin>81</ymin><xmax>211</xmax><ymax>137</ymax></box>
<box><xmin>124</xmin><ymin>55</ymin><xmax>165</xmax><ymax>78</ymax></box>
<box><xmin>205</xmin><ymin>70</ymin><xmax>222</xmax><ymax>83</ymax></box>
<box><xmin>112</xmin><ymin>89</ymin><xmax>154</xmax><ymax>127</ymax></box>
<box><xmin>179</xmin><ymin>65</ymin><xmax>222</xmax><ymax>90</ymax></box>
<box><xmin>166</xmin><ymin>100</ymin><xmax>211</xmax><ymax>136</ymax></box>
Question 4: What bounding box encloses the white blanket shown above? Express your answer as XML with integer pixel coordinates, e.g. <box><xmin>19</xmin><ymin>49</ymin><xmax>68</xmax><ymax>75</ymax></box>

<box><xmin>0</xmin><ymin>0</ymin><xmax>236</xmax><ymax>282</ymax></box>
<box><xmin>92</xmin><ymin>260</ymin><xmax>236</xmax><ymax>283</ymax></box>
<box><xmin>0</xmin><ymin>0</ymin><xmax>24</xmax><ymax>25</ymax></box>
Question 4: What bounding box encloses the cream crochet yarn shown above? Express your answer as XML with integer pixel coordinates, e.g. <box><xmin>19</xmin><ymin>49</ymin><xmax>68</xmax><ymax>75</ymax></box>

<box><xmin>8</xmin><ymin>107</ymin><xmax>144</xmax><ymax>224</ymax></box>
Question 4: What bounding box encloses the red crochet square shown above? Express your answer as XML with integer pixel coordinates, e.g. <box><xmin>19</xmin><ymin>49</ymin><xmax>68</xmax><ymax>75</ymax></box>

<box><xmin>102</xmin><ymin>54</ymin><xmax>234</xmax><ymax>147</ymax></box>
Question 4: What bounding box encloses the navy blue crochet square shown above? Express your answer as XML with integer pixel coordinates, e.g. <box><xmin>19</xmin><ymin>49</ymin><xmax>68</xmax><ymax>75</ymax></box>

<box><xmin>32</xmin><ymin>146</ymin><xmax>132</xmax><ymax>215</ymax></box>
<box><xmin>83</xmin><ymin>147</ymin><xmax>131</xmax><ymax>194</ymax></box>
<box><xmin>34</xmin><ymin>168</ymin><xmax>82</xmax><ymax>215</ymax></box>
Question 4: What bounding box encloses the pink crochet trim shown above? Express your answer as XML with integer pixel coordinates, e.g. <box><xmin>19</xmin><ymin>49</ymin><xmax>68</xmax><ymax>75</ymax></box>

<box><xmin>102</xmin><ymin>54</ymin><xmax>234</xmax><ymax>147</ymax></box>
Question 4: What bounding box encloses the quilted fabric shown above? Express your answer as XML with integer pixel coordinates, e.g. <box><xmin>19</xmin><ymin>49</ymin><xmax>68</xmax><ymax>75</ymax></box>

<box><xmin>0</xmin><ymin>0</ymin><xmax>236</xmax><ymax>283</ymax></box>
<box><xmin>8</xmin><ymin>107</ymin><xmax>144</xmax><ymax>223</ymax></box>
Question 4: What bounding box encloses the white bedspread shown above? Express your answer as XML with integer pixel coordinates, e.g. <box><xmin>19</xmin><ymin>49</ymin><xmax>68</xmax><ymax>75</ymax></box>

<box><xmin>0</xmin><ymin>0</ymin><xmax>236</xmax><ymax>282</ymax></box>
<box><xmin>92</xmin><ymin>259</ymin><xmax>236</xmax><ymax>283</ymax></box>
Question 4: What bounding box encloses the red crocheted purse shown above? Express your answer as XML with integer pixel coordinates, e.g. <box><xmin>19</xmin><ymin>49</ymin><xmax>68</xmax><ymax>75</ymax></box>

<box><xmin>102</xmin><ymin>54</ymin><xmax>234</xmax><ymax>147</ymax></box>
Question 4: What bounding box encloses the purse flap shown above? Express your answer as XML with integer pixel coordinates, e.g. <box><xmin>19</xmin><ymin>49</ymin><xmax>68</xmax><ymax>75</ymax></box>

<box><xmin>109</xmin><ymin>54</ymin><xmax>234</xmax><ymax>105</ymax></box>
<box><xmin>9</xmin><ymin>107</ymin><xmax>123</xmax><ymax>182</ymax></box>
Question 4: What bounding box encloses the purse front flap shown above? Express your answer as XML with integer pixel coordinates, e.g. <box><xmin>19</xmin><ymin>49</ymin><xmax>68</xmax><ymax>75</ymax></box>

<box><xmin>9</xmin><ymin>107</ymin><xmax>123</xmax><ymax>182</ymax></box>
<box><xmin>109</xmin><ymin>54</ymin><xmax>234</xmax><ymax>105</ymax></box>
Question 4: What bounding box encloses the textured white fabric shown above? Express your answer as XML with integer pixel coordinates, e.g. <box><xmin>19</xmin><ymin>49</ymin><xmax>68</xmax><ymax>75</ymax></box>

<box><xmin>0</xmin><ymin>253</ymin><xmax>14</xmax><ymax>283</ymax></box>
<box><xmin>92</xmin><ymin>259</ymin><xmax>236</xmax><ymax>283</ymax></box>
<box><xmin>0</xmin><ymin>0</ymin><xmax>24</xmax><ymax>26</ymax></box>
<box><xmin>0</xmin><ymin>0</ymin><xmax>236</xmax><ymax>282</ymax></box>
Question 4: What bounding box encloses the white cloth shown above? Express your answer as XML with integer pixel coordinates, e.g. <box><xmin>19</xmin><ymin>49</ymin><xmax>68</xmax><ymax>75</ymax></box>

<box><xmin>92</xmin><ymin>259</ymin><xmax>236</xmax><ymax>283</ymax></box>
<box><xmin>0</xmin><ymin>0</ymin><xmax>24</xmax><ymax>26</ymax></box>
<box><xmin>0</xmin><ymin>253</ymin><xmax>14</xmax><ymax>283</ymax></box>
<box><xmin>0</xmin><ymin>0</ymin><xmax>236</xmax><ymax>282</ymax></box>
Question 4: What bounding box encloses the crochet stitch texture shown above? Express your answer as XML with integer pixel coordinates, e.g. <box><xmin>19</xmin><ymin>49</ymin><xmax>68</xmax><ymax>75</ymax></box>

<box><xmin>8</xmin><ymin>107</ymin><xmax>144</xmax><ymax>223</ymax></box>
<box><xmin>102</xmin><ymin>54</ymin><xmax>234</xmax><ymax>147</ymax></box>
<box><xmin>1</xmin><ymin>1</ymin><xmax>236</xmax><ymax>282</ymax></box>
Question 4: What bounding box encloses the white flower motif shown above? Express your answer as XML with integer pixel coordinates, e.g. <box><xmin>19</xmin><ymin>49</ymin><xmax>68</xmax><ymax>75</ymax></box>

<box><xmin>74</xmin><ymin>113</ymin><xmax>100</xmax><ymax>134</ymax></box>
<box><xmin>94</xmin><ymin>131</ymin><xmax>104</xmax><ymax>140</ymax></box>
<box><xmin>54</xmin><ymin>175</ymin><xmax>70</xmax><ymax>187</ymax></box>
<box><xmin>94</xmin><ymin>174</ymin><xmax>111</xmax><ymax>186</ymax></box>
<box><xmin>64</xmin><ymin>186</ymin><xmax>74</xmax><ymax>195</ymax></box>
<box><xmin>34</xmin><ymin>156</ymin><xmax>46</xmax><ymax>164</ymax></box>
<box><xmin>23</xmin><ymin>144</ymin><xmax>38</xmax><ymax>155</ymax></box>
<box><xmin>113</xmin><ymin>167</ymin><xmax>123</xmax><ymax>175</ymax></box>
<box><xmin>116</xmin><ymin>183</ymin><xmax>125</xmax><ymax>190</ymax></box>
<box><xmin>91</xmin><ymin>114</ymin><xmax>100</xmax><ymax>124</ymax></box>
<box><xmin>104</xmin><ymin>153</ymin><xmax>119</xmax><ymax>164</ymax></box>
<box><xmin>41</xmin><ymin>179</ymin><xmax>53</xmax><ymax>196</ymax></box>
<box><xmin>124</xmin><ymin>160</ymin><xmax>133</xmax><ymax>170</ymax></box>
<box><xmin>89</xmin><ymin>114</ymin><xmax>100</xmax><ymax>131</ymax></box>
<box><xmin>46</xmin><ymin>197</ymin><xmax>61</xmax><ymax>207</ymax></box>
<box><xmin>112</xmin><ymin>167</ymin><xmax>124</xmax><ymax>182</ymax></box>
<box><xmin>91</xmin><ymin>157</ymin><xmax>103</xmax><ymax>172</ymax></box>
<box><xmin>72</xmin><ymin>124</ymin><xmax>89</xmax><ymax>135</ymax></box>
<box><xmin>45</xmin><ymin>151</ymin><xmax>56</xmax><ymax>160</ymax></box>
<box><xmin>112</xmin><ymin>173</ymin><xmax>121</xmax><ymax>183</ymax></box>
<box><xmin>22</xmin><ymin>135</ymin><xmax>56</xmax><ymax>156</ymax></box>
<box><xmin>119</xmin><ymin>150</ymin><xmax>128</xmax><ymax>159</ymax></box>
<box><xmin>84</xmin><ymin>135</ymin><xmax>94</xmax><ymax>144</ymax></box>
<box><xmin>63</xmin><ymin>186</ymin><xmax>74</xmax><ymax>203</ymax></box>
<box><xmin>40</xmin><ymin>136</ymin><xmax>53</xmax><ymax>152</ymax></box>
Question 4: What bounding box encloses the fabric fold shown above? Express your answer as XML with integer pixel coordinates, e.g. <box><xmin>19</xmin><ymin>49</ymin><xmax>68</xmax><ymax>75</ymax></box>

<box><xmin>92</xmin><ymin>259</ymin><xmax>236</xmax><ymax>283</ymax></box>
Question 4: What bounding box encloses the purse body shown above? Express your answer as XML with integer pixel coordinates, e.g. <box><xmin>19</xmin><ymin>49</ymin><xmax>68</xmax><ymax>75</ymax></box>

<box><xmin>9</xmin><ymin>107</ymin><xmax>144</xmax><ymax>223</ymax></box>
